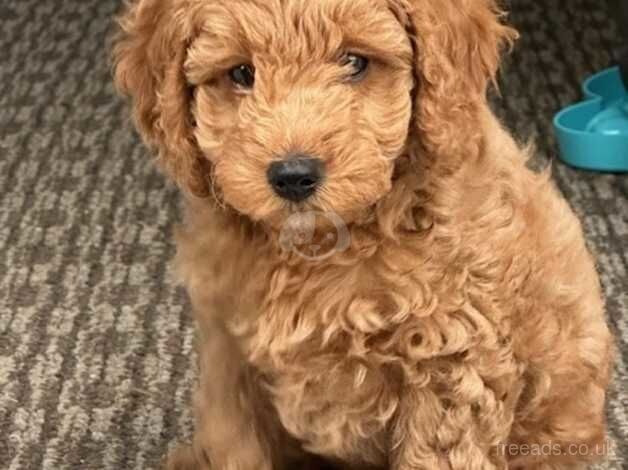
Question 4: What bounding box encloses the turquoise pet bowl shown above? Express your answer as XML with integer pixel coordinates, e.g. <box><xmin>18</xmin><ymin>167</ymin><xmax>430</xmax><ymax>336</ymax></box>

<box><xmin>554</xmin><ymin>66</ymin><xmax>628</xmax><ymax>172</ymax></box>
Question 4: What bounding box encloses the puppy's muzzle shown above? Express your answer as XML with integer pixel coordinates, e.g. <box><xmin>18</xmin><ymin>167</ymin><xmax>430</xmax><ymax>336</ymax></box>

<box><xmin>267</xmin><ymin>155</ymin><xmax>324</xmax><ymax>203</ymax></box>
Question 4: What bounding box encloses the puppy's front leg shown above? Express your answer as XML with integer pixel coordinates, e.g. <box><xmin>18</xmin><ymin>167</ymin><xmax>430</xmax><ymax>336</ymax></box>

<box><xmin>170</xmin><ymin>320</ymin><xmax>280</xmax><ymax>470</ymax></box>
<box><xmin>390</xmin><ymin>388</ymin><xmax>510</xmax><ymax>470</ymax></box>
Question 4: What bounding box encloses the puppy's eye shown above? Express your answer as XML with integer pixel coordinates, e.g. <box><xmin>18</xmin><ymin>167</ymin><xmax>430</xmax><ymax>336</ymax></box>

<box><xmin>342</xmin><ymin>53</ymin><xmax>369</xmax><ymax>81</ymax></box>
<box><xmin>228</xmin><ymin>63</ymin><xmax>255</xmax><ymax>88</ymax></box>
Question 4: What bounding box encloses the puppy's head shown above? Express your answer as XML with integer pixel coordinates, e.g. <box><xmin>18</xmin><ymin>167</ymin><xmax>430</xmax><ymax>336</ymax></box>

<box><xmin>114</xmin><ymin>0</ymin><xmax>516</xmax><ymax>228</ymax></box>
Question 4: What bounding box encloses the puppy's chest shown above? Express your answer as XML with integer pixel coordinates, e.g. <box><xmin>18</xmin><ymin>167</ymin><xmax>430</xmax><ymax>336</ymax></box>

<box><xmin>225</xmin><ymin>276</ymin><xmax>401</xmax><ymax>464</ymax></box>
<box><xmin>252</xmin><ymin>334</ymin><xmax>396</xmax><ymax>465</ymax></box>
<box><xmin>272</xmin><ymin>361</ymin><xmax>394</xmax><ymax>464</ymax></box>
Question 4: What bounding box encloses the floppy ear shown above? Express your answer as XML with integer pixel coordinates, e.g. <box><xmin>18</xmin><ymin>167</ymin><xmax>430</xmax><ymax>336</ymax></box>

<box><xmin>113</xmin><ymin>0</ymin><xmax>209</xmax><ymax>196</ymax></box>
<box><xmin>395</xmin><ymin>0</ymin><xmax>518</xmax><ymax>163</ymax></box>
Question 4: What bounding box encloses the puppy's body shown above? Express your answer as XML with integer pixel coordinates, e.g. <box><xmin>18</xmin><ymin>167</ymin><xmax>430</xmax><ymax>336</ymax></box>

<box><xmin>176</xmin><ymin>113</ymin><xmax>611</xmax><ymax>470</ymax></box>
<box><xmin>114</xmin><ymin>0</ymin><xmax>614</xmax><ymax>469</ymax></box>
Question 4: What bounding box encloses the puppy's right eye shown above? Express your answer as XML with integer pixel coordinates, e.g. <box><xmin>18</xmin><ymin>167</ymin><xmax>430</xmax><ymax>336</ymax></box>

<box><xmin>228</xmin><ymin>64</ymin><xmax>255</xmax><ymax>89</ymax></box>
<box><xmin>341</xmin><ymin>53</ymin><xmax>369</xmax><ymax>82</ymax></box>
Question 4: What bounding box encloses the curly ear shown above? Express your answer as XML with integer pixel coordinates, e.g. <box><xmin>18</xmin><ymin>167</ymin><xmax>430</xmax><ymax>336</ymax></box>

<box><xmin>113</xmin><ymin>0</ymin><xmax>209</xmax><ymax>196</ymax></box>
<box><xmin>394</xmin><ymin>0</ymin><xmax>518</xmax><ymax>164</ymax></box>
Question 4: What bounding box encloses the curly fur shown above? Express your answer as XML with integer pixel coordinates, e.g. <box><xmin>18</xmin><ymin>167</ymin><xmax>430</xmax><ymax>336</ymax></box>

<box><xmin>113</xmin><ymin>1</ymin><xmax>614</xmax><ymax>469</ymax></box>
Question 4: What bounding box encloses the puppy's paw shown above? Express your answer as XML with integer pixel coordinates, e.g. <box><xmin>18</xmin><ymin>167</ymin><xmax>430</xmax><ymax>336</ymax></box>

<box><xmin>287</xmin><ymin>455</ymin><xmax>343</xmax><ymax>470</ymax></box>
<box><xmin>164</xmin><ymin>445</ymin><xmax>206</xmax><ymax>470</ymax></box>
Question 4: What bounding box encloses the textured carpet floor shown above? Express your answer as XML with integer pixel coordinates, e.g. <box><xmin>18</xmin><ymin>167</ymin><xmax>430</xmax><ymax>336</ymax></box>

<box><xmin>0</xmin><ymin>0</ymin><xmax>626</xmax><ymax>469</ymax></box>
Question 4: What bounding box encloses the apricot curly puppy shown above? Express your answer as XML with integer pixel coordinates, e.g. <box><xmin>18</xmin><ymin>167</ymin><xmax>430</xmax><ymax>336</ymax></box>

<box><xmin>113</xmin><ymin>0</ymin><xmax>614</xmax><ymax>469</ymax></box>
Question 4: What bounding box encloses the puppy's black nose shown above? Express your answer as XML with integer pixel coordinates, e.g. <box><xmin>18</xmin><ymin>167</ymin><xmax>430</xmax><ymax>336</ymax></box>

<box><xmin>267</xmin><ymin>156</ymin><xmax>324</xmax><ymax>202</ymax></box>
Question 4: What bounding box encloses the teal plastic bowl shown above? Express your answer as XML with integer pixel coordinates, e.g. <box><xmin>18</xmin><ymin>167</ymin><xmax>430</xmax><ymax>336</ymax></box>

<box><xmin>554</xmin><ymin>66</ymin><xmax>628</xmax><ymax>172</ymax></box>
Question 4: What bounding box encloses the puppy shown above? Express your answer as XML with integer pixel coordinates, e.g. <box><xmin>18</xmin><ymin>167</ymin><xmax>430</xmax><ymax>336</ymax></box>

<box><xmin>113</xmin><ymin>0</ymin><xmax>614</xmax><ymax>469</ymax></box>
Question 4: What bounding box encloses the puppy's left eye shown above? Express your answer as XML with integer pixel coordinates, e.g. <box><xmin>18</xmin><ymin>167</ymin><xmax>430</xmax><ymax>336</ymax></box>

<box><xmin>228</xmin><ymin>63</ymin><xmax>255</xmax><ymax>89</ymax></box>
<box><xmin>342</xmin><ymin>53</ymin><xmax>369</xmax><ymax>81</ymax></box>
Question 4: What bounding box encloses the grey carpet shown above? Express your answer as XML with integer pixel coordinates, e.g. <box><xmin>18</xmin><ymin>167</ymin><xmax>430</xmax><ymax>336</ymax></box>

<box><xmin>0</xmin><ymin>0</ymin><xmax>626</xmax><ymax>469</ymax></box>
